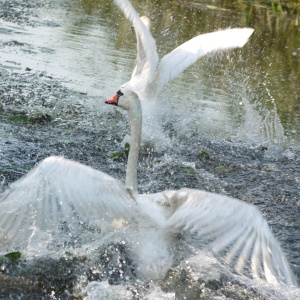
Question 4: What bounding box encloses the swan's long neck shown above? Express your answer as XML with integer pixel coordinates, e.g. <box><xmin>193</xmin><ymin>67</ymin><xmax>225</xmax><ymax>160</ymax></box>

<box><xmin>126</xmin><ymin>97</ymin><xmax>142</xmax><ymax>193</ymax></box>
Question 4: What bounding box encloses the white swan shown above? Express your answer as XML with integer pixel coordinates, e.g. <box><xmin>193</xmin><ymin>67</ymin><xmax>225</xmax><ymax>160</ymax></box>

<box><xmin>0</xmin><ymin>0</ymin><xmax>297</xmax><ymax>287</ymax></box>
<box><xmin>114</xmin><ymin>0</ymin><xmax>254</xmax><ymax>102</ymax></box>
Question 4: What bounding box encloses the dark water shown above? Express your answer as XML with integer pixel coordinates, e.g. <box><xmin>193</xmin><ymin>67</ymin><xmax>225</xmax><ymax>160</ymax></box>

<box><xmin>0</xmin><ymin>0</ymin><xmax>299</xmax><ymax>299</ymax></box>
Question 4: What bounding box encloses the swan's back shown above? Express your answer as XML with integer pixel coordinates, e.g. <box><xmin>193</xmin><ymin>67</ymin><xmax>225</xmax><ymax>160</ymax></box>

<box><xmin>0</xmin><ymin>156</ymin><xmax>138</xmax><ymax>251</ymax></box>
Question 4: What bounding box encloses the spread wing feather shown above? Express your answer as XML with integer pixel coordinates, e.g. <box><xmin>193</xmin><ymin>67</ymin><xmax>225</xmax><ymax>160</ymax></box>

<box><xmin>0</xmin><ymin>156</ymin><xmax>138</xmax><ymax>251</ymax></box>
<box><xmin>113</xmin><ymin>0</ymin><xmax>159</xmax><ymax>94</ymax></box>
<box><xmin>166</xmin><ymin>188</ymin><xmax>297</xmax><ymax>285</ymax></box>
<box><xmin>154</xmin><ymin>28</ymin><xmax>254</xmax><ymax>93</ymax></box>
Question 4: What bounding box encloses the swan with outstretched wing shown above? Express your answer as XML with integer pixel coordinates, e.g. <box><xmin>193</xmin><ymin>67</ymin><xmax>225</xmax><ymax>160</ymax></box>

<box><xmin>114</xmin><ymin>0</ymin><xmax>254</xmax><ymax>101</ymax></box>
<box><xmin>0</xmin><ymin>0</ymin><xmax>297</xmax><ymax>287</ymax></box>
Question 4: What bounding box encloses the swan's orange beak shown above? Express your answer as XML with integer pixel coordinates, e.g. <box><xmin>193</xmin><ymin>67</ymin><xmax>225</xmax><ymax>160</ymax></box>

<box><xmin>105</xmin><ymin>93</ymin><xmax>119</xmax><ymax>106</ymax></box>
<box><xmin>105</xmin><ymin>90</ymin><xmax>124</xmax><ymax>106</ymax></box>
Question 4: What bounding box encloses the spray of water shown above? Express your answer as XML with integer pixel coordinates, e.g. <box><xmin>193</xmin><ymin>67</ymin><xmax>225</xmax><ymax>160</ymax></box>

<box><xmin>235</xmin><ymin>72</ymin><xmax>286</xmax><ymax>147</ymax></box>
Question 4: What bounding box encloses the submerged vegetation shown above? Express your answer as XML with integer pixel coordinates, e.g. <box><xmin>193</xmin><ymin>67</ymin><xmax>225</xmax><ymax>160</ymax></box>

<box><xmin>4</xmin><ymin>251</ymin><xmax>22</xmax><ymax>261</ymax></box>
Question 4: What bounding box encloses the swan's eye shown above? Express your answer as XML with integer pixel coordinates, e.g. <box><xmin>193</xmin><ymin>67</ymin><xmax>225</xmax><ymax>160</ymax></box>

<box><xmin>117</xmin><ymin>90</ymin><xmax>124</xmax><ymax>97</ymax></box>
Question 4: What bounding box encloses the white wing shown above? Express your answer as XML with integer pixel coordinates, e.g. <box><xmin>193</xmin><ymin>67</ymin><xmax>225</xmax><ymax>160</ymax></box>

<box><xmin>113</xmin><ymin>0</ymin><xmax>159</xmax><ymax>95</ymax></box>
<box><xmin>154</xmin><ymin>28</ymin><xmax>254</xmax><ymax>93</ymax></box>
<box><xmin>0</xmin><ymin>156</ymin><xmax>138</xmax><ymax>251</ymax></box>
<box><xmin>165</xmin><ymin>188</ymin><xmax>297</xmax><ymax>286</ymax></box>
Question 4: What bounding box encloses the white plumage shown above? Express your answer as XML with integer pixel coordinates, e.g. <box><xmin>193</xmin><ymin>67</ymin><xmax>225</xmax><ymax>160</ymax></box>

<box><xmin>0</xmin><ymin>0</ymin><xmax>297</xmax><ymax>287</ymax></box>
<box><xmin>0</xmin><ymin>157</ymin><xmax>138</xmax><ymax>250</ymax></box>
<box><xmin>114</xmin><ymin>0</ymin><xmax>254</xmax><ymax>101</ymax></box>
<box><xmin>0</xmin><ymin>158</ymin><xmax>296</xmax><ymax>285</ymax></box>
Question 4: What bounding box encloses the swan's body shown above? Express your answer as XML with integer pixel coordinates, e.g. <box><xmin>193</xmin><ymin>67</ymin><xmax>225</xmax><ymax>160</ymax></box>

<box><xmin>0</xmin><ymin>0</ymin><xmax>297</xmax><ymax>288</ymax></box>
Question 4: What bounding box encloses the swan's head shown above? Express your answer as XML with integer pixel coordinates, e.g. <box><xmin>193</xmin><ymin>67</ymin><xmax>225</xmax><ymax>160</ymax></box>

<box><xmin>140</xmin><ymin>16</ymin><xmax>151</xmax><ymax>31</ymax></box>
<box><xmin>131</xmin><ymin>16</ymin><xmax>151</xmax><ymax>32</ymax></box>
<box><xmin>105</xmin><ymin>87</ymin><xmax>140</xmax><ymax>111</ymax></box>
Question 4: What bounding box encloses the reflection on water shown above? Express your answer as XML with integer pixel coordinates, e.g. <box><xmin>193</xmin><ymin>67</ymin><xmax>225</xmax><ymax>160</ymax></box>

<box><xmin>0</xmin><ymin>0</ymin><xmax>299</xmax><ymax>145</ymax></box>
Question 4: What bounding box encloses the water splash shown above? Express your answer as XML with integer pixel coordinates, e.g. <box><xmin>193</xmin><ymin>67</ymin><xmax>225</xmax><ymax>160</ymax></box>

<box><xmin>236</xmin><ymin>72</ymin><xmax>286</xmax><ymax>147</ymax></box>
